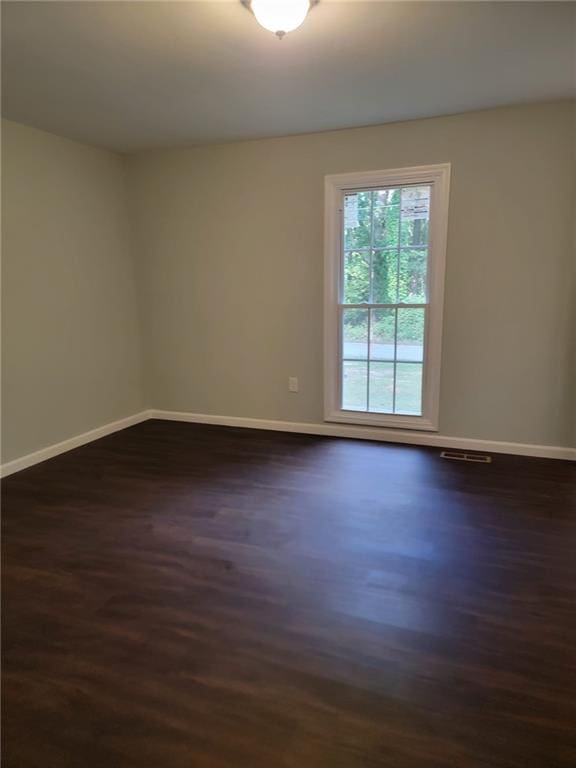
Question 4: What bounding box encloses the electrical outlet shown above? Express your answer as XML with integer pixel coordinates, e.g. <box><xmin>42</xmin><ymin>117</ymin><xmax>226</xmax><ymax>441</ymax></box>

<box><xmin>288</xmin><ymin>376</ymin><xmax>299</xmax><ymax>393</ymax></box>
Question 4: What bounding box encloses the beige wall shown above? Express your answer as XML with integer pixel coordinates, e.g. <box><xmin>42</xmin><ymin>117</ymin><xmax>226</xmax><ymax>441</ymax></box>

<box><xmin>128</xmin><ymin>101</ymin><xmax>575</xmax><ymax>448</ymax></box>
<box><xmin>2</xmin><ymin>102</ymin><xmax>574</xmax><ymax>463</ymax></box>
<box><xmin>1</xmin><ymin>119</ymin><xmax>144</xmax><ymax>462</ymax></box>
<box><xmin>573</xmin><ymin>101</ymin><xmax>576</xmax><ymax>449</ymax></box>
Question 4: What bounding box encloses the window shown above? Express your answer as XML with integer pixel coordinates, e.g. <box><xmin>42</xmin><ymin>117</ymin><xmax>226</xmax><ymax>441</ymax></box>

<box><xmin>324</xmin><ymin>164</ymin><xmax>450</xmax><ymax>431</ymax></box>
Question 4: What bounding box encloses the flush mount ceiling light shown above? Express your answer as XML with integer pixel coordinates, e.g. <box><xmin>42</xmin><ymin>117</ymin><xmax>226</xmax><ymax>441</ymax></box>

<box><xmin>241</xmin><ymin>0</ymin><xmax>318</xmax><ymax>39</ymax></box>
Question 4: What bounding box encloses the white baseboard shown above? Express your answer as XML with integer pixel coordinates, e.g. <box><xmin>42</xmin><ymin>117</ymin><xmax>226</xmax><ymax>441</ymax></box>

<box><xmin>2</xmin><ymin>408</ymin><xmax>573</xmax><ymax>478</ymax></box>
<box><xmin>0</xmin><ymin>411</ymin><xmax>151</xmax><ymax>478</ymax></box>
<box><xmin>149</xmin><ymin>409</ymin><xmax>576</xmax><ymax>461</ymax></box>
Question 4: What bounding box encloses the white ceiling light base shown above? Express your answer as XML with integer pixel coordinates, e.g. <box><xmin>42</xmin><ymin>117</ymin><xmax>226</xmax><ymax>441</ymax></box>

<box><xmin>242</xmin><ymin>0</ymin><xmax>318</xmax><ymax>39</ymax></box>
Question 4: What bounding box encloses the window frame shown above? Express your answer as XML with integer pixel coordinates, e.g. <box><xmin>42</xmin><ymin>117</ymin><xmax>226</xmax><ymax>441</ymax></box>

<box><xmin>324</xmin><ymin>164</ymin><xmax>451</xmax><ymax>431</ymax></box>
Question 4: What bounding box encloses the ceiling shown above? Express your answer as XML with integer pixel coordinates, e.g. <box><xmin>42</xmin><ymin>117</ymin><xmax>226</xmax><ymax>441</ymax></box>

<box><xmin>2</xmin><ymin>1</ymin><xmax>574</xmax><ymax>153</ymax></box>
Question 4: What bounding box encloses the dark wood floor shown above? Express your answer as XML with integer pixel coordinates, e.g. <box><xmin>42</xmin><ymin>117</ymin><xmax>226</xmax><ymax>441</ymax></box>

<box><xmin>2</xmin><ymin>421</ymin><xmax>576</xmax><ymax>767</ymax></box>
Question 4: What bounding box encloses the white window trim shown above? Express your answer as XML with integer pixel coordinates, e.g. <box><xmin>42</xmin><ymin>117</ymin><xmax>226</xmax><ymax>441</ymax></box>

<box><xmin>324</xmin><ymin>163</ymin><xmax>451</xmax><ymax>432</ymax></box>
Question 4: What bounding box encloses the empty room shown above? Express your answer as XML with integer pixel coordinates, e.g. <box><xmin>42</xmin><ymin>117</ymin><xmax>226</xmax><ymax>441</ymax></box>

<box><xmin>1</xmin><ymin>1</ymin><xmax>575</xmax><ymax>766</ymax></box>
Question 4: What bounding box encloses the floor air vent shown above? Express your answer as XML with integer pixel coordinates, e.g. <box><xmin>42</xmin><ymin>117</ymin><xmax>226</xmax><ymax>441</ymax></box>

<box><xmin>440</xmin><ymin>450</ymin><xmax>492</xmax><ymax>463</ymax></box>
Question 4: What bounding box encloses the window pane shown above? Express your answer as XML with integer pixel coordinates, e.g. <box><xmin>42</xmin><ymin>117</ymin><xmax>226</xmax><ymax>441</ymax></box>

<box><xmin>398</xmin><ymin>248</ymin><xmax>428</xmax><ymax>304</ymax></box>
<box><xmin>400</xmin><ymin>186</ymin><xmax>430</xmax><ymax>247</ymax></box>
<box><xmin>371</xmin><ymin>249</ymin><xmax>397</xmax><ymax>304</ymax></box>
<box><xmin>368</xmin><ymin>362</ymin><xmax>394</xmax><ymax>413</ymax></box>
<box><xmin>395</xmin><ymin>307</ymin><xmax>425</xmax><ymax>415</ymax></box>
<box><xmin>343</xmin><ymin>250</ymin><xmax>370</xmax><ymax>304</ymax></box>
<box><xmin>344</xmin><ymin>192</ymin><xmax>372</xmax><ymax>250</ymax></box>
<box><xmin>342</xmin><ymin>308</ymin><xmax>368</xmax><ymax>360</ymax></box>
<box><xmin>342</xmin><ymin>361</ymin><xmax>367</xmax><ymax>411</ymax></box>
<box><xmin>369</xmin><ymin>309</ymin><xmax>395</xmax><ymax>362</ymax></box>
<box><xmin>373</xmin><ymin>202</ymin><xmax>400</xmax><ymax>248</ymax></box>
<box><xmin>401</xmin><ymin>219</ymin><xmax>429</xmax><ymax>247</ymax></box>
<box><xmin>395</xmin><ymin>363</ymin><xmax>423</xmax><ymax>415</ymax></box>
<box><xmin>374</xmin><ymin>188</ymin><xmax>399</xmax><ymax>207</ymax></box>
<box><xmin>396</xmin><ymin>307</ymin><xmax>425</xmax><ymax>362</ymax></box>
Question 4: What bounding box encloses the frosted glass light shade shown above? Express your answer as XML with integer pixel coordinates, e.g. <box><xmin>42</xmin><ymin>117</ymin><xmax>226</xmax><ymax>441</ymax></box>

<box><xmin>251</xmin><ymin>0</ymin><xmax>310</xmax><ymax>36</ymax></box>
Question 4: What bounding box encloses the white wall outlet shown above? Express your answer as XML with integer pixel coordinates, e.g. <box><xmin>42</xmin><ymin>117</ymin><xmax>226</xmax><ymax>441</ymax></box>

<box><xmin>288</xmin><ymin>377</ymin><xmax>299</xmax><ymax>393</ymax></box>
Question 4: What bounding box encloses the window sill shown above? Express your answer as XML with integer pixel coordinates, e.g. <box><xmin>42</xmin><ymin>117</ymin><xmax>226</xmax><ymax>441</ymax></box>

<box><xmin>324</xmin><ymin>410</ymin><xmax>438</xmax><ymax>432</ymax></box>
